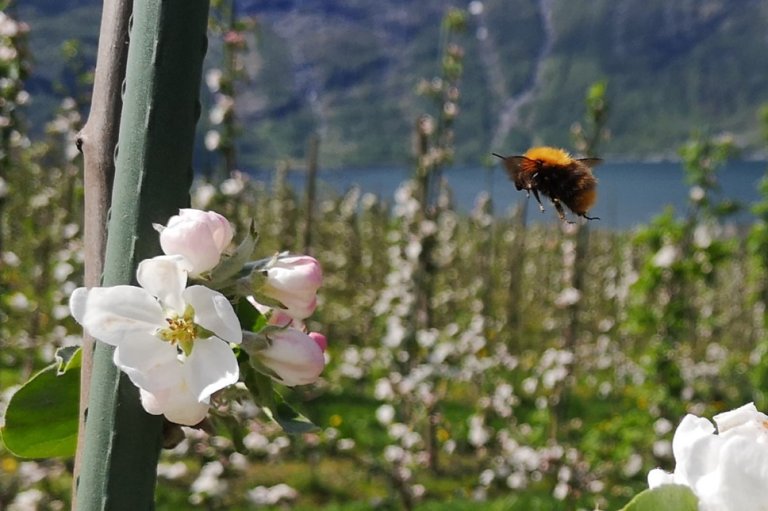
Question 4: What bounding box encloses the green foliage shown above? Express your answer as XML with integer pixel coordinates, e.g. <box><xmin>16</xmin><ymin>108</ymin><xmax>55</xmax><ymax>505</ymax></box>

<box><xmin>625</xmin><ymin>134</ymin><xmax>742</xmax><ymax>424</ymax></box>
<box><xmin>619</xmin><ymin>485</ymin><xmax>699</xmax><ymax>511</ymax></box>
<box><xmin>747</xmin><ymin>105</ymin><xmax>768</xmax><ymax>409</ymax></box>
<box><xmin>760</xmin><ymin>105</ymin><xmax>768</xmax><ymax>144</ymax></box>
<box><xmin>1</xmin><ymin>348</ymin><xmax>80</xmax><ymax>459</ymax></box>
<box><xmin>572</xmin><ymin>80</ymin><xmax>609</xmax><ymax>156</ymax></box>
<box><xmin>54</xmin><ymin>39</ymin><xmax>93</xmax><ymax>108</ymax></box>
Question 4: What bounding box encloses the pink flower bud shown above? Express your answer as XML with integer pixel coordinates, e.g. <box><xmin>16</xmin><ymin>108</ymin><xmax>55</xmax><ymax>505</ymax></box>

<box><xmin>308</xmin><ymin>332</ymin><xmax>327</xmax><ymax>351</ymax></box>
<box><xmin>159</xmin><ymin>209</ymin><xmax>234</xmax><ymax>276</ymax></box>
<box><xmin>258</xmin><ymin>328</ymin><xmax>325</xmax><ymax>386</ymax></box>
<box><xmin>262</xmin><ymin>256</ymin><xmax>322</xmax><ymax>320</ymax></box>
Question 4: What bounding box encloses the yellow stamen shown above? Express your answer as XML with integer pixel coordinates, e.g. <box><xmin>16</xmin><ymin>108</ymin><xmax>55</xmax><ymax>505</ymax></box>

<box><xmin>157</xmin><ymin>305</ymin><xmax>198</xmax><ymax>356</ymax></box>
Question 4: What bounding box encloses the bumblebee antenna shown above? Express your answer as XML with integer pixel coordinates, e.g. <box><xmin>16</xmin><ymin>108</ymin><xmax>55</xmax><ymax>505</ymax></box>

<box><xmin>491</xmin><ymin>153</ymin><xmax>505</xmax><ymax>159</ymax></box>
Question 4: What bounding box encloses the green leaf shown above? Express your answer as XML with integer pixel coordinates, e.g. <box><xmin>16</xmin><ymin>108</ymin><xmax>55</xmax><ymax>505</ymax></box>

<box><xmin>235</xmin><ymin>298</ymin><xmax>267</xmax><ymax>332</ymax></box>
<box><xmin>1</xmin><ymin>361</ymin><xmax>80</xmax><ymax>458</ymax></box>
<box><xmin>55</xmin><ymin>346</ymin><xmax>82</xmax><ymax>374</ymax></box>
<box><xmin>620</xmin><ymin>485</ymin><xmax>699</xmax><ymax>511</ymax></box>
<box><xmin>249</xmin><ymin>290</ymin><xmax>287</xmax><ymax>311</ymax></box>
<box><xmin>208</xmin><ymin>222</ymin><xmax>258</xmax><ymax>285</ymax></box>
<box><xmin>243</xmin><ymin>254</ymin><xmax>282</xmax><ymax>272</ymax></box>
<box><xmin>262</xmin><ymin>396</ymin><xmax>319</xmax><ymax>435</ymax></box>
<box><xmin>239</xmin><ymin>361</ymin><xmax>318</xmax><ymax>434</ymax></box>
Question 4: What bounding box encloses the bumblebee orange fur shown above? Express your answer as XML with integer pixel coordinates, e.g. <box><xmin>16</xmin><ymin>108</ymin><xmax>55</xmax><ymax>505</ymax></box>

<box><xmin>570</xmin><ymin>187</ymin><xmax>597</xmax><ymax>215</ymax></box>
<box><xmin>523</xmin><ymin>146</ymin><xmax>574</xmax><ymax>166</ymax></box>
<box><xmin>492</xmin><ymin>146</ymin><xmax>602</xmax><ymax>223</ymax></box>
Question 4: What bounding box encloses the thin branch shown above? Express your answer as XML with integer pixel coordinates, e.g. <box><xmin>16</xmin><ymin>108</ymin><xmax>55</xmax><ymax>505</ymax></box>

<box><xmin>72</xmin><ymin>0</ymin><xmax>132</xmax><ymax>507</ymax></box>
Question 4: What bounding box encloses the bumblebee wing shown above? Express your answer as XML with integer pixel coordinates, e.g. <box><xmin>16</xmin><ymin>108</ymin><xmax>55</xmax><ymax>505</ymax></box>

<box><xmin>493</xmin><ymin>154</ymin><xmax>537</xmax><ymax>178</ymax></box>
<box><xmin>577</xmin><ymin>158</ymin><xmax>603</xmax><ymax>169</ymax></box>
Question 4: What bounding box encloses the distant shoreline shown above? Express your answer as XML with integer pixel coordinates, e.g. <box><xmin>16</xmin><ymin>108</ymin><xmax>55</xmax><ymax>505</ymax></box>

<box><xmin>239</xmin><ymin>156</ymin><xmax>768</xmax><ymax>174</ymax></box>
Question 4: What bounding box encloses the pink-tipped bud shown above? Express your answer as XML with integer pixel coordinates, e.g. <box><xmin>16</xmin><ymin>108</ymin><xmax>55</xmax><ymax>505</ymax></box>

<box><xmin>261</xmin><ymin>256</ymin><xmax>322</xmax><ymax>320</ymax></box>
<box><xmin>308</xmin><ymin>332</ymin><xmax>327</xmax><ymax>351</ymax></box>
<box><xmin>258</xmin><ymin>328</ymin><xmax>325</xmax><ymax>386</ymax></box>
<box><xmin>159</xmin><ymin>209</ymin><xmax>234</xmax><ymax>276</ymax></box>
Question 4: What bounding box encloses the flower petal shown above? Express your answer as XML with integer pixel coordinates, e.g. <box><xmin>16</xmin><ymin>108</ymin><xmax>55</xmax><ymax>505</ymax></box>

<box><xmin>672</xmin><ymin>415</ymin><xmax>720</xmax><ymax>487</ymax></box>
<box><xmin>113</xmin><ymin>335</ymin><xmax>179</xmax><ymax>390</ymax></box>
<box><xmin>69</xmin><ymin>286</ymin><xmax>165</xmax><ymax>346</ymax></box>
<box><xmin>184</xmin><ymin>337</ymin><xmax>239</xmax><ymax>401</ymax></box>
<box><xmin>647</xmin><ymin>468</ymin><xmax>676</xmax><ymax>489</ymax></box>
<box><xmin>709</xmin><ymin>434</ymin><xmax>768</xmax><ymax>511</ymax></box>
<box><xmin>184</xmin><ymin>285</ymin><xmax>242</xmax><ymax>344</ymax></box>
<box><xmin>139</xmin><ymin>376</ymin><xmax>210</xmax><ymax>426</ymax></box>
<box><xmin>713</xmin><ymin>402</ymin><xmax>767</xmax><ymax>434</ymax></box>
<box><xmin>69</xmin><ymin>287</ymin><xmax>90</xmax><ymax>324</ymax></box>
<box><xmin>136</xmin><ymin>256</ymin><xmax>189</xmax><ymax>313</ymax></box>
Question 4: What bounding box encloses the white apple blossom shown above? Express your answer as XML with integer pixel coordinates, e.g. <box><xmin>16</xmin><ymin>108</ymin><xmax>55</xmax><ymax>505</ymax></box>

<box><xmin>247</xmin><ymin>483</ymin><xmax>298</xmax><ymax>506</ymax></box>
<box><xmin>157</xmin><ymin>209</ymin><xmax>234</xmax><ymax>276</ymax></box>
<box><xmin>69</xmin><ymin>256</ymin><xmax>242</xmax><ymax>425</ymax></box>
<box><xmin>190</xmin><ymin>460</ymin><xmax>227</xmax><ymax>500</ymax></box>
<box><xmin>204</xmin><ymin>130</ymin><xmax>221</xmax><ymax>151</ymax></box>
<box><xmin>554</xmin><ymin>287</ymin><xmax>581</xmax><ymax>307</ymax></box>
<box><xmin>205</xmin><ymin>68</ymin><xmax>223</xmax><ymax>92</ymax></box>
<box><xmin>648</xmin><ymin>402</ymin><xmax>768</xmax><ymax>511</ymax></box>
<box><xmin>0</xmin><ymin>12</ymin><xmax>19</xmax><ymax>37</ymax></box>
<box><xmin>468</xmin><ymin>1</ymin><xmax>484</xmax><ymax>16</ymax></box>
<box><xmin>376</xmin><ymin>404</ymin><xmax>396</xmax><ymax>425</ymax></box>
<box><xmin>8</xmin><ymin>489</ymin><xmax>45</xmax><ymax>511</ymax></box>
<box><xmin>652</xmin><ymin>244</ymin><xmax>679</xmax><ymax>268</ymax></box>
<box><xmin>690</xmin><ymin>185</ymin><xmax>706</xmax><ymax>203</ymax></box>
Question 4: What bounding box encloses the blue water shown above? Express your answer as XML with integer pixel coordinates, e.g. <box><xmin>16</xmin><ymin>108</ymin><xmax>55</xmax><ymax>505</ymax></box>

<box><xmin>265</xmin><ymin>161</ymin><xmax>768</xmax><ymax>230</ymax></box>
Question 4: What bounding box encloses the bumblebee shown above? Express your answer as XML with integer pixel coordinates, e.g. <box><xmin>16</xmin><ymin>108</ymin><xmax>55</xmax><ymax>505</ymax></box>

<box><xmin>493</xmin><ymin>146</ymin><xmax>602</xmax><ymax>222</ymax></box>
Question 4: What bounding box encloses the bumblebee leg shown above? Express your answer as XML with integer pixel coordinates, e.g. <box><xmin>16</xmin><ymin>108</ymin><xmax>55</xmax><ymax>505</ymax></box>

<box><xmin>553</xmin><ymin>200</ymin><xmax>571</xmax><ymax>223</ymax></box>
<box><xmin>531</xmin><ymin>188</ymin><xmax>545</xmax><ymax>212</ymax></box>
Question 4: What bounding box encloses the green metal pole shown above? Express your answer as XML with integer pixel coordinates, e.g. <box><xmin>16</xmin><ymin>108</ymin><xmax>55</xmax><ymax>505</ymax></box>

<box><xmin>76</xmin><ymin>1</ymin><xmax>210</xmax><ymax>509</ymax></box>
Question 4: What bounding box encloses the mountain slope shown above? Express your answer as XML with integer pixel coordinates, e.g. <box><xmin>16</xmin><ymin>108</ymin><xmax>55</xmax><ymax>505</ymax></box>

<box><xmin>18</xmin><ymin>0</ymin><xmax>768</xmax><ymax>168</ymax></box>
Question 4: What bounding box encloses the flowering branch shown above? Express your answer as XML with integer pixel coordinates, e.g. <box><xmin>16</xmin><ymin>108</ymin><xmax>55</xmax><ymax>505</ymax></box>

<box><xmin>71</xmin><ymin>207</ymin><xmax>327</xmax><ymax>429</ymax></box>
